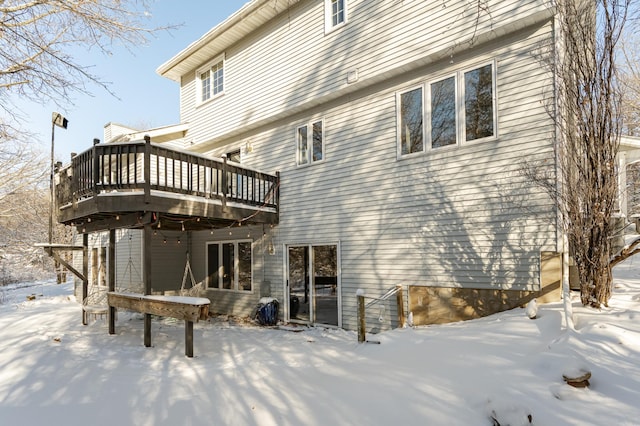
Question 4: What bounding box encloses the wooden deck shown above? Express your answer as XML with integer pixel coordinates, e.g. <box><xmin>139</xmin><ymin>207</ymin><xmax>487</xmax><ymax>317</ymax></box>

<box><xmin>55</xmin><ymin>137</ymin><xmax>279</xmax><ymax>232</ymax></box>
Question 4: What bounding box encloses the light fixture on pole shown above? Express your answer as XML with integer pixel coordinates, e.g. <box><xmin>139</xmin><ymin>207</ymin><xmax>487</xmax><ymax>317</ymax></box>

<box><xmin>50</xmin><ymin>112</ymin><xmax>69</xmax><ymax>247</ymax></box>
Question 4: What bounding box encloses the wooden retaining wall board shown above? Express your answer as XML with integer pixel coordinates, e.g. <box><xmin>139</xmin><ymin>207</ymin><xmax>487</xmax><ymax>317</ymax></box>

<box><xmin>409</xmin><ymin>252</ymin><xmax>561</xmax><ymax>325</ymax></box>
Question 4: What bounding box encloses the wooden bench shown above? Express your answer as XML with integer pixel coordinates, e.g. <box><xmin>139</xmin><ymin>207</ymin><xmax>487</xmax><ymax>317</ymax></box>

<box><xmin>107</xmin><ymin>292</ymin><xmax>210</xmax><ymax>357</ymax></box>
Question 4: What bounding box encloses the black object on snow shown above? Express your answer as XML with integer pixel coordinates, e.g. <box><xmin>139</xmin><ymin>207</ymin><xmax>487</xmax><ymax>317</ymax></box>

<box><xmin>255</xmin><ymin>299</ymin><xmax>279</xmax><ymax>326</ymax></box>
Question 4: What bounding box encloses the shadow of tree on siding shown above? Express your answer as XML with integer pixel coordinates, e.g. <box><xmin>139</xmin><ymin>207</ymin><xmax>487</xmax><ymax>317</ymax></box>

<box><xmin>272</xmin><ymin>0</ymin><xmax>556</xmax><ymax>331</ymax></box>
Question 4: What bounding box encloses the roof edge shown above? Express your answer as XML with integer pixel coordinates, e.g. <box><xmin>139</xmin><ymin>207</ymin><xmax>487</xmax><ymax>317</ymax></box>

<box><xmin>156</xmin><ymin>0</ymin><xmax>270</xmax><ymax>81</ymax></box>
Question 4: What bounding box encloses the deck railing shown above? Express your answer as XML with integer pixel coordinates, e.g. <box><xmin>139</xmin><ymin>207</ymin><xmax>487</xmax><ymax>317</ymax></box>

<box><xmin>56</xmin><ymin>138</ymin><xmax>279</xmax><ymax>211</ymax></box>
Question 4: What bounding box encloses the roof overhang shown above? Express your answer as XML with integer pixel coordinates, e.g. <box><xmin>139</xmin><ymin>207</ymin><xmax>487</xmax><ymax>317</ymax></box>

<box><xmin>156</xmin><ymin>0</ymin><xmax>301</xmax><ymax>82</ymax></box>
<box><xmin>108</xmin><ymin>123</ymin><xmax>189</xmax><ymax>144</ymax></box>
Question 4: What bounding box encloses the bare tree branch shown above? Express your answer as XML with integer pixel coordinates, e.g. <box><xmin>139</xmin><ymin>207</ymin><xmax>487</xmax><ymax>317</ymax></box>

<box><xmin>524</xmin><ymin>0</ymin><xmax>632</xmax><ymax>308</ymax></box>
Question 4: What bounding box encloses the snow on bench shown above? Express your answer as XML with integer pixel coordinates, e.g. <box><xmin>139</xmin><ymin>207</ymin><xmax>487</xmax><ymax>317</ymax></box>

<box><xmin>107</xmin><ymin>292</ymin><xmax>210</xmax><ymax>357</ymax></box>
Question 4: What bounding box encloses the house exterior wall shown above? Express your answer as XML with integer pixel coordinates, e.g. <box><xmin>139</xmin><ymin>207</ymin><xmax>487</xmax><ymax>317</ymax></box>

<box><xmin>178</xmin><ymin>0</ymin><xmax>553</xmax><ymax>150</ymax></box>
<box><xmin>189</xmin><ymin>225</ymin><xmax>268</xmax><ymax>317</ymax></box>
<box><xmin>151</xmin><ymin>0</ymin><xmax>561</xmax><ymax>330</ymax></box>
<box><xmin>73</xmin><ymin>229</ymin><xmax>145</xmax><ymax>299</ymax></box>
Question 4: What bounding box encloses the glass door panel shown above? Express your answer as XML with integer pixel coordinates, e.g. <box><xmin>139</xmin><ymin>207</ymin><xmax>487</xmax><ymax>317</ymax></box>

<box><xmin>287</xmin><ymin>246</ymin><xmax>309</xmax><ymax>322</ymax></box>
<box><xmin>313</xmin><ymin>245</ymin><xmax>338</xmax><ymax>326</ymax></box>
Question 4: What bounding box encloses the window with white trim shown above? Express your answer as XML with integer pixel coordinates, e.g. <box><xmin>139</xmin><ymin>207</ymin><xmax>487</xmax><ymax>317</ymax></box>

<box><xmin>430</xmin><ymin>75</ymin><xmax>457</xmax><ymax>148</ymax></box>
<box><xmin>296</xmin><ymin>120</ymin><xmax>324</xmax><ymax>166</ymax></box>
<box><xmin>463</xmin><ymin>63</ymin><xmax>495</xmax><ymax>141</ymax></box>
<box><xmin>197</xmin><ymin>55</ymin><xmax>224</xmax><ymax>104</ymax></box>
<box><xmin>397</xmin><ymin>86</ymin><xmax>424</xmax><ymax>156</ymax></box>
<box><xmin>207</xmin><ymin>240</ymin><xmax>252</xmax><ymax>292</ymax></box>
<box><xmin>397</xmin><ymin>61</ymin><xmax>496</xmax><ymax>156</ymax></box>
<box><xmin>325</xmin><ymin>0</ymin><xmax>347</xmax><ymax>33</ymax></box>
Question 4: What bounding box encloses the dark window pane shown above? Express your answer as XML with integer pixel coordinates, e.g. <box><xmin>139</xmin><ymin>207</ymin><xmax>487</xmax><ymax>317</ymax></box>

<box><xmin>238</xmin><ymin>242</ymin><xmax>252</xmax><ymax>291</ymax></box>
<box><xmin>465</xmin><ymin>64</ymin><xmax>494</xmax><ymax>141</ymax></box>
<box><xmin>213</xmin><ymin>61</ymin><xmax>224</xmax><ymax>95</ymax></box>
<box><xmin>312</xmin><ymin>121</ymin><xmax>323</xmax><ymax>162</ymax></box>
<box><xmin>431</xmin><ymin>77</ymin><xmax>457</xmax><ymax>148</ymax></box>
<box><xmin>200</xmin><ymin>70</ymin><xmax>211</xmax><ymax>102</ymax></box>
<box><xmin>207</xmin><ymin>244</ymin><xmax>219</xmax><ymax>289</ymax></box>
<box><xmin>313</xmin><ymin>245</ymin><xmax>338</xmax><ymax>326</ymax></box>
<box><xmin>297</xmin><ymin>125</ymin><xmax>308</xmax><ymax>165</ymax></box>
<box><xmin>222</xmin><ymin>243</ymin><xmax>234</xmax><ymax>290</ymax></box>
<box><xmin>332</xmin><ymin>0</ymin><xmax>345</xmax><ymax>26</ymax></box>
<box><xmin>400</xmin><ymin>87</ymin><xmax>424</xmax><ymax>155</ymax></box>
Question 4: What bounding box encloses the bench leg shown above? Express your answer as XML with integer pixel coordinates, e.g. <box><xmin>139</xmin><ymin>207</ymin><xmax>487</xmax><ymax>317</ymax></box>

<box><xmin>109</xmin><ymin>306</ymin><xmax>116</xmax><ymax>335</ymax></box>
<box><xmin>144</xmin><ymin>313</ymin><xmax>152</xmax><ymax>347</ymax></box>
<box><xmin>185</xmin><ymin>320</ymin><xmax>194</xmax><ymax>358</ymax></box>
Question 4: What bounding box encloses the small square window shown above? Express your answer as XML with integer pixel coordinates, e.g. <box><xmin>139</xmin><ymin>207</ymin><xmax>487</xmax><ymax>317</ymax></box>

<box><xmin>297</xmin><ymin>120</ymin><xmax>324</xmax><ymax>166</ymax></box>
<box><xmin>332</xmin><ymin>0</ymin><xmax>346</xmax><ymax>26</ymax></box>
<box><xmin>325</xmin><ymin>0</ymin><xmax>348</xmax><ymax>33</ymax></box>
<box><xmin>197</xmin><ymin>55</ymin><xmax>225</xmax><ymax>104</ymax></box>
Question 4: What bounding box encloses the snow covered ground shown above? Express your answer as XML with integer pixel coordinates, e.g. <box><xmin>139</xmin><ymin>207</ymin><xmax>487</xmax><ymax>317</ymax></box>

<box><xmin>1</xmin><ymin>260</ymin><xmax>639</xmax><ymax>426</ymax></box>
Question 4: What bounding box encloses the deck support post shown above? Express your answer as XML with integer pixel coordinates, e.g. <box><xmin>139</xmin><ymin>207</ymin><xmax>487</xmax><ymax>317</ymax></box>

<box><xmin>82</xmin><ymin>233</ymin><xmax>89</xmax><ymax>325</ymax></box>
<box><xmin>143</xmin><ymin>223</ymin><xmax>152</xmax><ymax>347</ymax></box>
<box><xmin>396</xmin><ymin>285</ymin><xmax>405</xmax><ymax>328</ymax></box>
<box><xmin>108</xmin><ymin>229</ymin><xmax>116</xmax><ymax>335</ymax></box>
<box><xmin>357</xmin><ymin>294</ymin><xmax>366</xmax><ymax>343</ymax></box>
<box><xmin>185</xmin><ymin>321</ymin><xmax>194</xmax><ymax>357</ymax></box>
<box><xmin>144</xmin><ymin>135</ymin><xmax>151</xmax><ymax>204</ymax></box>
<box><xmin>222</xmin><ymin>155</ymin><xmax>228</xmax><ymax>207</ymax></box>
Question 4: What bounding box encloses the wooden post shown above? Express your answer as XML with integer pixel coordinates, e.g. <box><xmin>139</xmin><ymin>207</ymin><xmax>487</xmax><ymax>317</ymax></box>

<box><xmin>396</xmin><ymin>285</ymin><xmax>405</xmax><ymax>328</ymax></box>
<box><xmin>185</xmin><ymin>321</ymin><xmax>194</xmax><ymax>358</ymax></box>
<box><xmin>143</xmin><ymin>223</ymin><xmax>152</xmax><ymax>347</ymax></box>
<box><xmin>92</xmin><ymin>143</ymin><xmax>100</xmax><ymax>194</ymax></box>
<box><xmin>221</xmin><ymin>155</ymin><xmax>228</xmax><ymax>207</ymax></box>
<box><xmin>357</xmin><ymin>294</ymin><xmax>365</xmax><ymax>343</ymax></box>
<box><xmin>144</xmin><ymin>314</ymin><xmax>152</xmax><ymax>348</ymax></box>
<box><xmin>82</xmin><ymin>233</ymin><xmax>89</xmax><ymax>325</ymax></box>
<box><xmin>144</xmin><ymin>135</ymin><xmax>151</xmax><ymax>204</ymax></box>
<box><xmin>275</xmin><ymin>171</ymin><xmax>280</xmax><ymax>221</ymax></box>
<box><xmin>108</xmin><ymin>229</ymin><xmax>116</xmax><ymax>335</ymax></box>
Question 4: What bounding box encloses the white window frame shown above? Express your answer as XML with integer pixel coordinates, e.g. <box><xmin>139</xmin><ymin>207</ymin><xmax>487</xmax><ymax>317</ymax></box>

<box><xmin>324</xmin><ymin>0</ymin><xmax>348</xmax><ymax>34</ymax></box>
<box><xmin>427</xmin><ymin>73</ymin><xmax>459</xmax><ymax>150</ymax></box>
<box><xmin>396</xmin><ymin>60</ymin><xmax>497</xmax><ymax>157</ymax></box>
<box><xmin>459</xmin><ymin>61</ymin><xmax>498</xmax><ymax>144</ymax></box>
<box><xmin>396</xmin><ymin>85</ymin><xmax>425</xmax><ymax>158</ymax></box>
<box><xmin>196</xmin><ymin>53</ymin><xmax>225</xmax><ymax>105</ymax></box>
<box><xmin>206</xmin><ymin>239</ymin><xmax>253</xmax><ymax>293</ymax></box>
<box><xmin>296</xmin><ymin>119</ymin><xmax>325</xmax><ymax>166</ymax></box>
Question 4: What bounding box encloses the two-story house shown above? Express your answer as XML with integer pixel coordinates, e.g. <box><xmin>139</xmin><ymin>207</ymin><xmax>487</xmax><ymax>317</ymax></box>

<box><xmin>58</xmin><ymin>0</ymin><xmax>563</xmax><ymax>331</ymax></box>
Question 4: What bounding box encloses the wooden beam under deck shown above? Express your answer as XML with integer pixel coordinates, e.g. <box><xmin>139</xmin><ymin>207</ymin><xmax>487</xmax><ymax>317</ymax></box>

<box><xmin>59</xmin><ymin>192</ymin><xmax>277</xmax><ymax>233</ymax></box>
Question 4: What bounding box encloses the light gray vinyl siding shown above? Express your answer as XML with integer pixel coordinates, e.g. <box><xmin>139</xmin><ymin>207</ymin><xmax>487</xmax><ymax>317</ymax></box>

<box><xmin>179</xmin><ymin>0</ymin><xmax>552</xmax><ymax>148</ymax></box>
<box><xmin>191</xmin><ymin>19</ymin><xmax>558</xmax><ymax>331</ymax></box>
<box><xmin>189</xmin><ymin>225</ymin><xmax>267</xmax><ymax>317</ymax></box>
<box><xmin>145</xmin><ymin>0</ymin><xmax>561</xmax><ymax>330</ymax></box>
<box><xmin>114</xmin><ymin>229</ymin><xmax>143</xmax><ymax>292</ymax></box>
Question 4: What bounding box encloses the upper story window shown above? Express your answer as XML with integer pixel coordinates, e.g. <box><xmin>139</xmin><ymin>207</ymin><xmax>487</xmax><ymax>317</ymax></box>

<box><xmin>197</xmin><ymin>54</ymin><xmax>224</xmax><ymax>104</ymax></box>
<box><xmin>325</xmin><ymin>0</ymin><xmax>348</xmax><ymax>33</ymax></box>
<box><xmin>398</xmin><ymin>86</ymin><xmax>424</xmax><ymax>155</ymax></box>
<box><xmin>297</xmin><ymin>120</ymin><xmax>324</xmax><ymax>166</ymax></box>
<box><xmin>397</xmin><ymin>61</ymin><xmax>496</xmax><ymax>157</ymax></box>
